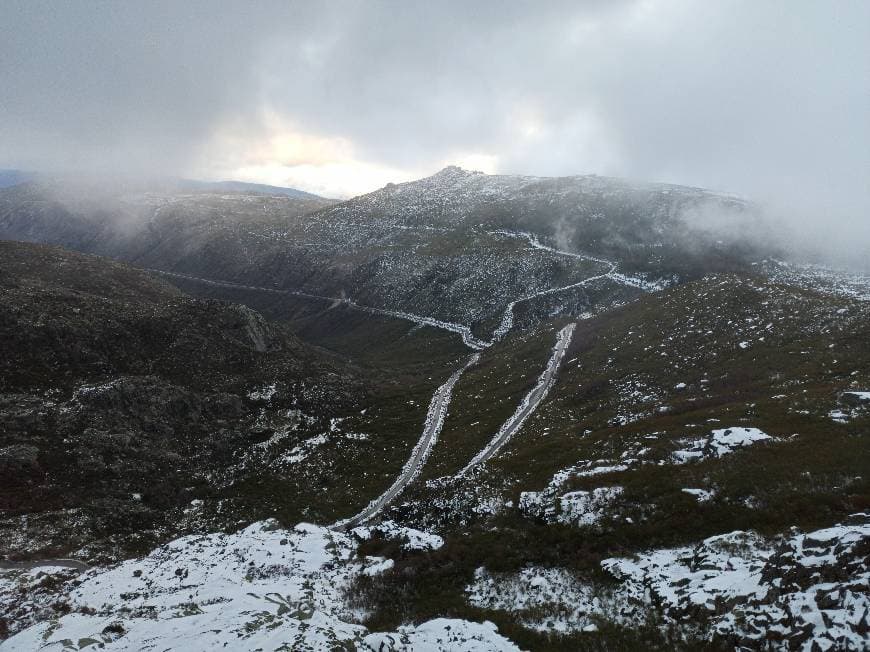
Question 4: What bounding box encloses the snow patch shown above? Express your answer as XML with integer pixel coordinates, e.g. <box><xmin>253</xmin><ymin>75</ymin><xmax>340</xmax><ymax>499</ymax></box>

<box><xmin>672</xmin><ymin>427</ymin><xmax>772</xmax><ymax>463</ymax></box>
<box><xmin>351</xmin><ymin>521</ymin><xmax>444</xmax><ymax>551</ymax></box>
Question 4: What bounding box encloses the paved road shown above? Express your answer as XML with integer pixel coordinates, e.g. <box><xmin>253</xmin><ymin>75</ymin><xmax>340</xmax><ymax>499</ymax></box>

<box><xmin>334</xmin><ymin>353</ymin><xmax>480</xmax><ymax>530</ymax></box>
<box><xmin>0</xmin><ymin>558</ymin><xmax>90</xmax><ymax>571</ymax></box>
<box><xmin>148</xmin><ymin>269</ymin><xmax>487</xmax><ymax>350</ymax></box>
<box><xmin>460</xmin><ymin>323</ymin><xmax>576</xmax><ymax>474</ymax></box>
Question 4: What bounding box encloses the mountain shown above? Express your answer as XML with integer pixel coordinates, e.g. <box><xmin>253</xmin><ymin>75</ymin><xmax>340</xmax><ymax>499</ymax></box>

<box><xmin>1</xmin><ymin>169</ymin><xmax>868</xmax><ymax>650</ymax></box>
<box><xmin>176</xmin><ymin>178</ymin><xmax>330</xmax><ymax>200</ymax></box>
<box><xmin>0</xmin><ymin>170</ymin><xmax>35</xmax><ymax>190</ymax></box>
<box><xmin>0</xmin><ymin>167</ymin><xmax>779</xmax><ymax>341</ymax></box>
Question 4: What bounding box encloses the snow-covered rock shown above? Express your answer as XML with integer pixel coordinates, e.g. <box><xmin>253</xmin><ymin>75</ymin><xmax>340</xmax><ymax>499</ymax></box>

<box><xmin>467</xmin><ymin>515</ymin><xmax>870</xmax><ymax>650</ymax></box>
<box><xmin>467</xmin><ymin>567</ymin><xmax>603</xmax><ymax>634</ymax></box>
<box><xmin>352</xmin><ymin>520</ymin><xmax>444</xmax><ymax>551</ymax></box>
<box><xmin>681</xmin><ymin>488</ymin><xmax>715</xmax><ymax>502</ymax></box>
<box><xmin>361</xmin><ymin>618</ymin><xmax>521</xmax><ymax>651</ymax></box>
<box><xmin>2</xmin><ymin>521</ymin><xmax>515</xmax><ymax>651</ymax></box>
<box><xmin>672</xmin><ymin>426</ymin><xmax>772</xmax><ymax>463</ymax></box>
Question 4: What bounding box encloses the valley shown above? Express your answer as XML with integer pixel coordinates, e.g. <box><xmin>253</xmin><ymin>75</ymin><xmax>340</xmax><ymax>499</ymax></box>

<box><xmin>0</xmin><ymin>169</ymin><xmax>867</xmax><ymax>651</ymax></box>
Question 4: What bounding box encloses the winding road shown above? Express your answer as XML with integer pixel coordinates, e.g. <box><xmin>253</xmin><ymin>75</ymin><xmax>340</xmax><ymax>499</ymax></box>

<box><xmin>148</xmin><ymin>230</ymin><xmax>646</xmax><ymax>527</ymax></box>
<box><xmin>333</xmin><ymin>353</ymin><xmax>481</xmax><ymax>530</ymax></box>
<box><xmin>459</xmin><ymin>323</ymin><xmax>577</xmax><ymax>474</ymax></box>
<box><xmin>0</xmin><ymin>558</ymin><xmax>90</xmax><ymax>571</ymax></box>
<box><xmin>149</xmin><ymin>269</ymin><xmax>488</xmax><ymax>349</ymax></box>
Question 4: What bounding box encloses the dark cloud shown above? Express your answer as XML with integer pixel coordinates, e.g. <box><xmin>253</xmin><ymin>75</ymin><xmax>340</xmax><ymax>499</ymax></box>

<box><xmin>1</xmin><ymin>1</ymin><xmax>867</xmax><ymax>260</ymax></box>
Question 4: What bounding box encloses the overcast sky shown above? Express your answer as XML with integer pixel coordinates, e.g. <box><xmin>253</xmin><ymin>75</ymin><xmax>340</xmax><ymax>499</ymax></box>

<box><xmin>1</xmin><ymin>0</ymin><xmax>868</xmax><ymax>230</ymax></box>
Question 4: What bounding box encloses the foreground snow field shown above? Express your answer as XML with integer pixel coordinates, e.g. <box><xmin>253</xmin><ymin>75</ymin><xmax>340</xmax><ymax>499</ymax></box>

<box><xmin>4</xmin><ymin>514</ymin><xmax>867</xmax><ymax>651</ymax></box>
<box><xmin>1</xmin><ymin>521</ymin><xmax>518</xmax><ymax>651</ymax></box>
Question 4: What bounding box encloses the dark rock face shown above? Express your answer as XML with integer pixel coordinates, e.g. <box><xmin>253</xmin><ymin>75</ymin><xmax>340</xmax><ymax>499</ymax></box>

<box><xmin>0</xmin><ymin>444</ymin><xmax>41</xmax><ymax>479</ymax></box>
<box><xmin>0</xmin><ymin>241</ymin><xmax>365</xmax><ymax>561</ymax></box>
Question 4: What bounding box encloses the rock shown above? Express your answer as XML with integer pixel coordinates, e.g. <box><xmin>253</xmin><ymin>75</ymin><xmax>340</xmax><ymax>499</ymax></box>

<box><xmin>840</xmin><ymin>391</ymin><xmax>870</xmax><ymax>408</ymax></box>
<box><xmin>0</xmin><ymin>444</ymin><xmax>41</xmax><ymax>478</ymax></box>
<box><xmin>231</xmin><ymin>304</ymin><xmax>275</xmax><ymax>353</ymax></box>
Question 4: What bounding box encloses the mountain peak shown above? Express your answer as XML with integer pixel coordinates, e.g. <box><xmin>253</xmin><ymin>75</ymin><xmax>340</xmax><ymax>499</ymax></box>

<box><xmin>433</xmin><ymin>165</ymin><xmax>481</xmax><ymax>177</ymax></box>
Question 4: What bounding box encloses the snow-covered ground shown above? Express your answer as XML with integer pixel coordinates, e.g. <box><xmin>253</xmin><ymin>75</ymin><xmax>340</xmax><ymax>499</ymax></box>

<box><xmin>351</xmin><ymin>520</ymin><xmax>444</xmax><ymax>552</ymax></box>
<box><xmin>765</xmin><ymin>260</ymin><xmax>870</xmax><ymax>303</ymax></box>
<box><xmin>521</xmin><ymin>427</ymin><xmax>772</xmax><ymax>526</ymax></box>
<box><xmin>832</xmin><ymin>390</ymin><xmax>870</xmax><ymax>422</ymax></box>
<box><xmin>467</xmin><ymin>567</ymin><xmax>601</xmax><ymax>634</ymax></box>
<box><xmin>467</xmin><ymin>514</ymin><xmax>870</xmax><ymax>650</ymax></box>
<box><xmin>2</xmin><ymin>520</ymin><xmax>519</xmax><ymax>651</ymax></box>
<box><xmin>362</xmin><ymin>619</ymin><xmax>521</xmax><ymax>652</ymax></box>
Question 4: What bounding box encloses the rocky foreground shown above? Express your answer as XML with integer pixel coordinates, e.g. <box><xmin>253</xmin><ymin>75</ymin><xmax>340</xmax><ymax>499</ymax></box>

<box><xmin>2</xmin><ymin>512</ymin><xmax>867</xmax><ymax>650</ymax></box>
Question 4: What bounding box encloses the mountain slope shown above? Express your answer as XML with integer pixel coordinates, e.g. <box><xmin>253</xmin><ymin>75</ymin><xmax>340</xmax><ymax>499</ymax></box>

<box><xmin>1</xmin><ymin>168</ymin><xmax>868</xmax><ymax>650</ymax></box>
<box><xmin>176</xmin><ymin>178</ymin><xmax>330</xmax><ymax>200</ymax></box>
<box><xmin>0</xmin><ymin>167</ymin><xmax>778</xmax><ymax>350</ymax></box>
<box><xmin>0</xmin><ymin>241</ymin><xmax>472</xmax><ymax>567</ymax></box>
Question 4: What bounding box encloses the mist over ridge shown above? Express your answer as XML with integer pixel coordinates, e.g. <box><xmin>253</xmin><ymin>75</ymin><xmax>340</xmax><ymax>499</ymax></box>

<box><xmin>1</xmin><ymin>0</ymin><xmax>867</xmax><ymax>265</ymax></box>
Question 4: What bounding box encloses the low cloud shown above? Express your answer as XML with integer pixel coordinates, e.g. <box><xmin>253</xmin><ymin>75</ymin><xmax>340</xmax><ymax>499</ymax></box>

<box><xmin>1</xmin><ymin>1</ymin><xmax>867</xmax><ymax>263</ymax></box>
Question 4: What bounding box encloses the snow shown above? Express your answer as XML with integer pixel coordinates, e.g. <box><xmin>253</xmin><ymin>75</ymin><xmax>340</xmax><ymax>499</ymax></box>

<box><xmin>681</xmin><ymin>488</ymin><xmax>715</xmax><ymax>502</ymax></box>
<box><xmin>519</xmin><ymin>460</ymin><xmax>634</xmax><ymax>525</ymax></box>
<box><xmin>831</xmin><ymin>391</ymin><xmax>870</xmax><ymax>421</ymax></box>
<box><xmin>576</xmin><ymin>463</ymin><xmax>630</xmax><ymax>477</ymax></box>
<box><xmin>708</xmin><ymin>427</ymin><xmax>771</xmax><ymax>455</ymax></box>
<box><xmin>672</xmin><ymin>426</ymin><xmax>772</xmax><ymax>462</ymax></box>
<box><xmin>361</xmin><ymin>618</ymin><xmax>521</xmax><ymax>651</ymax></box>
<box><xmin>601</xmin><ymin>517</ymin><xmax>870</xmax><ymax>650</ymax></box>
<box><xmin>248</xmin><ymin>382</ymin><xmax>277</xmax><ymax>402</ymax></box>
<box><xmin>3</xmin><ymin>520</ymin><xmax>519</xmax><ymax>652</ymax></box>
<box><xmin>829</xmin><ymin>409</ymin><xmax>850</xmax><ymax>423</ymax></box>
<box><xmin>3</xmin><ymin>521</ymin><xmax>369</xmax><ymax>650</ymax></box>
<box><xmin>557</xmin><ymin>487</ymin><xmax>624</xmax><ymax>526</ymax></box>
<box><xmin>352</xmin><ymin>520</ymin><xmax>444</xmax><ymax>551</ymax></box>
<box><xmin>467</xmin><ymin>567</ymin><xmax>601</xmax><ymax>634</ymax></box>
<box><xmin>282</xmin><ymin>432</ymin><xmax>329</xmax><ymax>464</ymax></box>
<box><xmin>466</xmin><ymin>515</ymin><xmax>870</xmax><ymax>649</ymax></box>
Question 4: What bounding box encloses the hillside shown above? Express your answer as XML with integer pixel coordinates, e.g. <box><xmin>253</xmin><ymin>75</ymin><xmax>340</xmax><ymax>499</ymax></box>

<box><xmin>1</xmin><ymin>169</ymin><xmax>868</xmax><ymax>650</ymax></box>
<box><xmin>0</xmin><ymin>242</ymin><xmax>473</xmax><ymax>566</ymax></box>
<box><xmin>0</xmin><ymin>168</ymin><xmax>776</xmax><ymax>340</ymax></box>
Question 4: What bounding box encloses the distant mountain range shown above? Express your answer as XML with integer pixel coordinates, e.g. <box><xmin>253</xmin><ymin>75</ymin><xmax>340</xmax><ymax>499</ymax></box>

<box><xmin>0</xmin><ymin>169</ymin><xmax>326</xmax><ymax>200</ymax></box>
<box><xmin>175</xmin><ymin>178</ymin><xmax>328</xmax><ymax>200</ymax></box>
<box><xmin>0</xmin><ymin>169</ymin><xmax>35</xmax><ymax>189</ymax></box>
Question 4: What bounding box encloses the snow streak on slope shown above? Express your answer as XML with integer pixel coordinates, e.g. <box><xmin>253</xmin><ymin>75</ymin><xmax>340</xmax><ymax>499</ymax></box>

<box><xmin>334</xmin><ymin>353</ymin><xmax>481</xmax><ymax>530</ymax></box>
<box><xmin>460</xmin><ymin>323</ymin><xmax>576</xmax><ymax>474</ymax></box>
